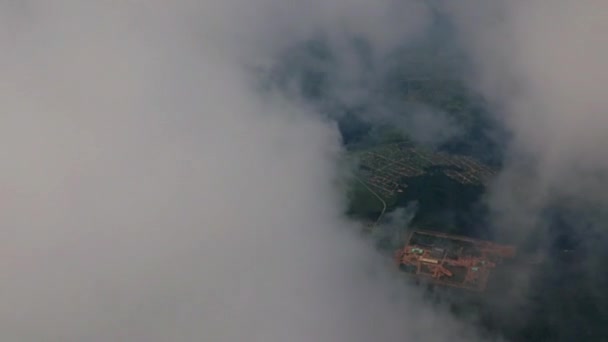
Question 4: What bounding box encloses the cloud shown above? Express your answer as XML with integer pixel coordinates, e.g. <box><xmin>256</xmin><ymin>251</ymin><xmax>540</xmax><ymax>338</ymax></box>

<box><xmin>393</xmin><ymin>106</ymin><xmax>464</xmax><ymax>147</ymax></box>
<box><xmin>444</xmin><ymin>0</ymin><xmax>608</xmax><ymax>338</ymax></box>
<box><xmin>447</xmin><ymin>0</ymin><xmax>608</xmax><ymax>235</ymax></box>
<box><xmin>253</xmin><ymin>1</ymin><xmax>470</xmax><ymax>148</ymax></box>
<box><xmin>0</xmin><ymin>2</ymin><xmax>486</xmax><ymax>341</ymax></box>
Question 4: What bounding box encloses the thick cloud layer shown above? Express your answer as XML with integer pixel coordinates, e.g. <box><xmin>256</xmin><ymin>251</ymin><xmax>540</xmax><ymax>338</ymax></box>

<box><xmin>0</xmin><ymin>2</ymin><xmax>484</xmax><ymax>342</ymax></box>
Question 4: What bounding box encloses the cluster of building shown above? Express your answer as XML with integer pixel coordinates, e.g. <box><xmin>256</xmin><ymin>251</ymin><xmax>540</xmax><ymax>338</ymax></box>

<box><xmin>395</xmin><ymin>230</ymin><xmax>515</xmax><ymax>291</ymax></box>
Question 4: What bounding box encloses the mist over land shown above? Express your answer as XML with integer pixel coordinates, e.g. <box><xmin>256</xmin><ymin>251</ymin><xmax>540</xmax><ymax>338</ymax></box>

<box><xmin>1</xmin><ymin>1</ymin><xmax>607</xmax><ymax>341</ymax></box>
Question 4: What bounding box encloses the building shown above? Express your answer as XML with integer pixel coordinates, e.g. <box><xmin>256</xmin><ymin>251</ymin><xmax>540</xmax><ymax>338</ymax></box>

<box><xmin>395</xmin><ymin>230</ymin><xmax>516</xmax><ymax>291</ymax></box>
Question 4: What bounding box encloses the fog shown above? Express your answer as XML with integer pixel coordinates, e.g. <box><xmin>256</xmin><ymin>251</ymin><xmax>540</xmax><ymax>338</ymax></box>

<box><xmin>0</xmin><ymin>2</ymin><xmax>483</xmax><ymax>341</ymax></box>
